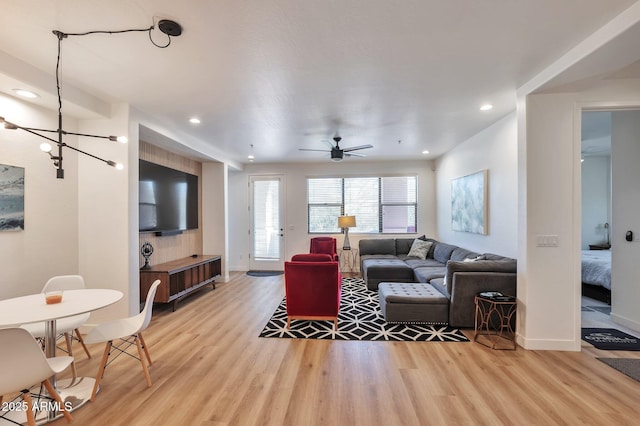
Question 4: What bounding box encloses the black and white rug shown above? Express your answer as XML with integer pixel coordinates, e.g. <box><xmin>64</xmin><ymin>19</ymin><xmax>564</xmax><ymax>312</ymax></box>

<box><xmin>259</xmin><ymin>277</ymin><xmax>469</xmax><ymax>342</ymax></box>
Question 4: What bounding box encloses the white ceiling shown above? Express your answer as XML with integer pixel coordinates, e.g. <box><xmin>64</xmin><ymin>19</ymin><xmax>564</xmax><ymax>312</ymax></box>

<box><xmin>0</xmin><ymin>0</ymin><xmax>638</xmax><ymax>165</ymax></box>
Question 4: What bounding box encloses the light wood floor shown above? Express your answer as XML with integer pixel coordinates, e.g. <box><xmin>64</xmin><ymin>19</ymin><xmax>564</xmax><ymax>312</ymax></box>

<box><xmin>39</xmin><ymin>272</ymin><xmax>640</xmax><ymax>425</ymax></box>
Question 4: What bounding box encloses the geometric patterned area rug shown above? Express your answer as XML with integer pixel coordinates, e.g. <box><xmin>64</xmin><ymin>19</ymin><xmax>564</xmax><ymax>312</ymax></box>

<box><xmin>259</xmin><ymin>277</ymin><xmax>469</xmax><ymax>342</ymax></box>
<box><xmin>597</xmin><ymin>358</ymin><xmax>640</xmax><ymax>382</ymax></box>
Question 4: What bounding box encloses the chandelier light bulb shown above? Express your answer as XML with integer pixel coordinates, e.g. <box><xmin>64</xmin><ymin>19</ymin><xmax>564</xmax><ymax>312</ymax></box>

<box><xmin>115</xmin><ymin>163</ymin><xmax>124</xmax><ymax>170</ymax></box>
<box><xmin>40</xmin><ymin>143</ymin><xmax>53</xmax><ymax>153</ymax></box>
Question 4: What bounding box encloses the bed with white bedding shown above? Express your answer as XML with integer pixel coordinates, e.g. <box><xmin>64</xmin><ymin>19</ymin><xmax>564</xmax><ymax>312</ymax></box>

<box><xmin>581</xmin><ymin>250</ymin><xmax>611</xmax><ymax>302</ymax></box>
<box><xmin>581</xmin><ymin>250</ymin><xmax>611</xmax><ymax>290</ymax></box>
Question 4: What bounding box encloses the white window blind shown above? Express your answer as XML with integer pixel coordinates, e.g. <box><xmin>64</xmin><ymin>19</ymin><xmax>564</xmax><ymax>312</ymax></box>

<box><xmin>307</xmin><ymin>176</ymin><xmax>417</xmax><ymax>234</ymax></box>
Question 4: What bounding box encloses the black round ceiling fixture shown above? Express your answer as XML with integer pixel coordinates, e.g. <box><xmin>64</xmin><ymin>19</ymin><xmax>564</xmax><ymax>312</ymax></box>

<box><xmin>158</xmin><ymin>19</ymin><xmax>182</xmax><ymax>37</ymax></box>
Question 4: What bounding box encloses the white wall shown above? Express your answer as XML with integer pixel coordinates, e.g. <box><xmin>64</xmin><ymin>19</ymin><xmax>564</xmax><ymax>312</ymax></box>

<box><xmin>519</xmin><ymin>79</ymin><xmax>640</xmax><ymax>351</ymax></box>
<box><xmin>228</xmin><ymin>160</ymin><xmax>436</xmax><ymax>271</ymax></box>
<box><xmin>610</xmin><ymin>110</ymin><xmax>640</xmax><ymax>330</ymax></box>
<box><xmin>581</xmin><ymin>155</ymin><xmax>611</xmax><ymax>249</ymax></box>
<box><xmin>435</xmin><ymin>112</ymin><xmax>518</xmax><ymax>258</ymax></box>
<box><xmin>78</xmin><ymin>103</ymin><xmax>131</xmax><ymax>322</ymax></box>
<box><xmin>203</xmin><ymin>161</ymin><xmax>230</xmax><ymax>281</ymax></box>
<box><xmin>0</xmin><ymin>93</ymin><xmax>79</xmax><ymax>298</ymax></box>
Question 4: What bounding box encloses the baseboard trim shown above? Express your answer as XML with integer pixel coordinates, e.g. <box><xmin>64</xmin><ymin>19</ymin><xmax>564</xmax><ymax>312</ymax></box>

<box><xmin>517</xmin><ymin>335</ymin><xmax>581</xmax><ymax>351</ymax></box>
<box><xmin>610</xmin><ymin>312</ymin><xmax>640</xmax><ymax>333</ymax></box>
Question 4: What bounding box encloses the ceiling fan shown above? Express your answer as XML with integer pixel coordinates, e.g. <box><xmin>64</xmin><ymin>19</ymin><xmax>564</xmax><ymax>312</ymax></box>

<box><xmin>299</xmin><ymin>136</ymin><xmax>373</xmax><ymax>161</ymax></box>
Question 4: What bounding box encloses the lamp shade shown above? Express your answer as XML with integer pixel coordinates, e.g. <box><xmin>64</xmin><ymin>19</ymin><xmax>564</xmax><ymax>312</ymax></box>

<box><xmin>338</xmin><ymin>215</ymin><xmax>356</xmax><ymax>228</ymax></box>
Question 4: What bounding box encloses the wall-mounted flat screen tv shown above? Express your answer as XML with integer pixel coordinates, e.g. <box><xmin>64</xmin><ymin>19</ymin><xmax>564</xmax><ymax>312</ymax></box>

<box><xmin>139</xmin><ymin>160</ymin><xmax>198</xmax><ymax>232</ymax></box>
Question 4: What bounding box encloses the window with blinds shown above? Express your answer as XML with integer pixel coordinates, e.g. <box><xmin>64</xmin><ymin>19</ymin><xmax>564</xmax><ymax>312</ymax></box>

<box><xmin>307</xmin><ymin>176</ymin><xmax>417</xmax><ymax>234</ymax></box>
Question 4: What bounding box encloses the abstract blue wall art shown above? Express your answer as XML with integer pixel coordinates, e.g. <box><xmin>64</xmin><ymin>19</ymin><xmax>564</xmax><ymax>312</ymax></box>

<box><xmin>451</xmin><ymin>170</ymin><xmax>488</xmax><ymax>235</ymax></box>
<box><xmin>0</xmin><ymin>164</ymin><xmax>25</xmax><ymax>231</ymax></box>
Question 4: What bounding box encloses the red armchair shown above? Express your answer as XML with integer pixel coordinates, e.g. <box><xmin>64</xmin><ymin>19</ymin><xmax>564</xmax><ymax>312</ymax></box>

<box><xmin>309</xmin><ymin>237</ymin><xmax>339</xmax><ymax>261</ymax></box>
<box><xmin>284</xmin><ymin>254</ymin><xmax>342</xmax><ymax>330</ymax></box>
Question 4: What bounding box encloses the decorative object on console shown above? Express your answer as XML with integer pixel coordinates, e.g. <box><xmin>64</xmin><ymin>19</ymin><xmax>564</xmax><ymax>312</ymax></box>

<box><xmin>0</xmin><ymin>164</ymin><xmax>24</xmax><ymax>231</ymax></box>
<box><xmin>0</xmin><ymin>18</ymin><xmax>182</xmax><ymax>179</ymax></box>
<box><xmin>338</xmin><ymin>215</ymin><xmax>356</xmax><ymax>250</ymax></box>
<box><xmin>140</xmin><ymin>241</ymin><xmax>154</xmax><ymax>270</ymax></box>
<box><xmin>451</xmin><ymin>169</ymin><xmax>488</xmax><ymax>235</ymax></box>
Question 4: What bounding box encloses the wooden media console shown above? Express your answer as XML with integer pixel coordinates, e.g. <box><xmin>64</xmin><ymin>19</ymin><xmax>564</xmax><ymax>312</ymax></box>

<box><xmin>140</xmin><ymin>255</ymin><xmax>221</xmax><ymax>311</ymax></box>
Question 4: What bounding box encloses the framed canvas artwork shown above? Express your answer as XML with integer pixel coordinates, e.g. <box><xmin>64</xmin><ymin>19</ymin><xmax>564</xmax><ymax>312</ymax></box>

<box><xmin>0</xmin><ymin>164</ymin><xmax>25</xmax><ymax>231</ymax></box>
<box><xmin>451</xmin><ymin>169</ymin><xmax>487</xmax><ymax>235</ymax></box>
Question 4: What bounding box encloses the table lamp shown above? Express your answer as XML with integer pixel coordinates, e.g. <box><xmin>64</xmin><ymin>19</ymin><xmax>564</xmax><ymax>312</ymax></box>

<box><xmin>338</xmin><ymin>215</ymin><xmax>356</xmax><ymax>250</ymax></box>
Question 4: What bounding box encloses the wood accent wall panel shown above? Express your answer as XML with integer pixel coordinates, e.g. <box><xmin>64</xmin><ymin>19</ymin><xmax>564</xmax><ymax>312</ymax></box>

<box><xmin>138</xmin><ymin>141</ymin><xmax>203</xmax><ymax>267</ymax></box>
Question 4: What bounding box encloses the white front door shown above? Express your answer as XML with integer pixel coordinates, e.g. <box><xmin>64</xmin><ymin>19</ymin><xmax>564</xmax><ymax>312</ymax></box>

<box><xmin>249</xmin><ymin>175</ymin><xmax>285</xmax><ymax>270</ymax></box>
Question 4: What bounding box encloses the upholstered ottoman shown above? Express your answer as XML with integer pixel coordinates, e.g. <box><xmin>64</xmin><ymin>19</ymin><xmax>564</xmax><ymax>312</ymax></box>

<box><xmin>378</xmin><ymin>282</ymin><xmax>449</xmax><ymax>324</ymax></box>
<box><xmin>362</xmin><ymin>258</ymin><xmax>414</xmax><ymax>290</ymax></box>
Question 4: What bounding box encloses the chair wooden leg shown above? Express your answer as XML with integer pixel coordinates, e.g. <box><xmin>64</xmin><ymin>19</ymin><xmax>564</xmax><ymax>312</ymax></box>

<box><xmin>91</xmin><ymin>341</ymin><xmax>112</xmax><ymax>401</ymax></box>
<box><xmin>286</xmin><ymin>317</ymin><xmax>291</xmax><ymax>329</ymax></box>
<box><xmin>43</xmin><ymin>379</ymin><xmax>73</xmax><ymax>423</ymax></box>
<box><xmin>22</xmin><ymin>391</ymin><xmax>36</xmax><ymax>426</ymax></box>
<box><xmin>64</xmin><ymin>333</ymin><xmax>77</xmax><ymax>379</ymax></box>
<box><xmin>333</xmin><ymin>318</ymin><xmax>338</xmax><ymax>331</ymax></box>
<box><xmin>138</xmin><ymin>332</ymin><xmax>152</xmax><ymax>366</ymax></box>
<box><xmin>135</xmin><ymin>335</ymin><xmax>152</xmax><ymax>387</ymax></box>
<box><xmin>74</xmin><ymin>328</ymin><xmax>92</xmax><ymax>359</ymax></box>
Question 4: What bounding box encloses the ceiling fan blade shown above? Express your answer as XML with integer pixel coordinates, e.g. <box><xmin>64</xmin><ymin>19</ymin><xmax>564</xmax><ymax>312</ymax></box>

<box><xmin>299</xmin><ymin>148</ymin><xmax>330</xmax><ymax>152</ymax></box>
<box><xmin>321</xmin><ymin>139</ymin><xmax>335</xmax><ymax>149</ymax></box>
<box><xmin>342</xmin><ymin>144</ymin><xmax>373</xmax><ymax>152</ymax></box>
<box><xmin>344</xmin><ymin>152</ymin><xmax>367</xmax><ymax>157</ymax></box>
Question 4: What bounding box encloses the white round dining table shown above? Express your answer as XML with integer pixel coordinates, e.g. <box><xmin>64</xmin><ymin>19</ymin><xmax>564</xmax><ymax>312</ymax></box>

<box><xmin>0</xmin><ymin>288</ymin><xmax>123</xmax><ymax>423</ymax></box>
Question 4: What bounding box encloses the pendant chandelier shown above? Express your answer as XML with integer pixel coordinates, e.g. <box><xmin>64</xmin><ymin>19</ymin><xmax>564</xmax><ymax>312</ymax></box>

<box><xmin>1</xmin><ymin>18</ymin><xmax>182</xmax><ymax>178</ymax></box>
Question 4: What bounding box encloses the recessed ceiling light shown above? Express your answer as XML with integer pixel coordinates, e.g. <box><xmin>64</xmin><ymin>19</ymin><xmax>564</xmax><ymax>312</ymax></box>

<box><xmin>422</xmin><ymin>150</ymin><xmax>430</xmax><ymax>155</ymax></box>
<box><xmin>248</xmin><ymin>155</ymin><xmax>255</xmax><ymax>160</ymax></box>
<box><xmin>189</xmin><ymin>117</ymin><xmax>201</xmax><ymax>124</ymax></box>
<box><xmin>480</xmin><ymin>104</ymin><xmax>493</xmax><ymax>111</ymax></box>
<box><xmin>13</xmin><ymin>89</ymin><xmax>39</xmax><ymax>99</ymax></box>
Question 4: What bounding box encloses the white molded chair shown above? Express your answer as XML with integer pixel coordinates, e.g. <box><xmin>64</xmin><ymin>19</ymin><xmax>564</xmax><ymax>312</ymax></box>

<box><xmin>0</xmin><ymin>328</ymin><xmax>74</xmax><ymax>426</ymax></box>
<box><xmin>85</xmin><ymin>279</ymin><xmax>161</xmax><ymax>401</ymax></box>
<box><xmin>21</xmin><ymin>275</ymin><xmax>92</xmax><ymax>378</ymax></box>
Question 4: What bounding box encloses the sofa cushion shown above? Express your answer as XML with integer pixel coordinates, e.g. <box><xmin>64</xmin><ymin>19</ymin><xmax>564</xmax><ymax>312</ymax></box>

<box><xmin>427</xmin><ymin>277</ymin><xmax>449</xmax><ymax>297</ymax></box>
<box><xmin>433</xmin><ymin>242</ymin><xmax>457</xmax><ymax>263</ymax></box>
<box><xmin>413</xmin><ymin>266</ymin><xmax>447</xmax><ymax>283</ymax></box>
<box><xmin>450</xmin><ymin>247</ymin><xmax>480</xmax><ymax>261</ymax></box>
<box><xmin>407</xmin><ymin>239</ymin><xmax>433</xmax><ymax>259</ymax></box>
<box><xmin>403</xmin><ymin>258</ymin><xmax>443</xmax><ymax>268</ymax></box>
<box><xmin>359</xmin><ymin>239</ymin><xmax>397</xmax><ymax>256</ymax></box>
<box><xmin>361</xmin><ymin>258</ymin><xmax>414</xmax><ymax>290</ymax></box>
<box><xmin>395</xmin><ymin>238</ymin><xmax>416</xmax><ymax>256</ymax></box>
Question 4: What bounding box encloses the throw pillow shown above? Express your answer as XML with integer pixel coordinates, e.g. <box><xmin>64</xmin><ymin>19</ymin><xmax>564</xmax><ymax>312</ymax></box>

<box><xmin>463</xmin><ymin>255</ymin><xmax>486</xmax><ymax>263</ymax></box>
<box><xmin>407</xmin><ymin>239</ymin><xmax>432</xmax><ymax>260</ymax></box>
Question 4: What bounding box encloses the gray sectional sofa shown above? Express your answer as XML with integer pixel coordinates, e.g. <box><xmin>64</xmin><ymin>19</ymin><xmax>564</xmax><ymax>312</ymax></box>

<box><xmin>359</xmin><ymin>237</ymin><xmax>517</xmax><ymax>328</ymax></box>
